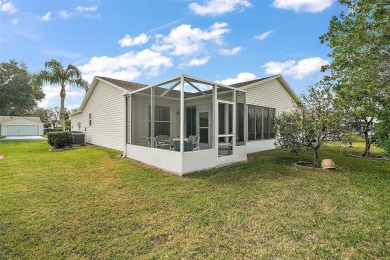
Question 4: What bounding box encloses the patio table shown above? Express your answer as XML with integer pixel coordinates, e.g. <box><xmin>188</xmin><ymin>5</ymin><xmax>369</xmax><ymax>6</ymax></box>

<box><xmin>161</xmin><ymin>138</ymin><xmax>174</xmax><ymax>150</ymax></box>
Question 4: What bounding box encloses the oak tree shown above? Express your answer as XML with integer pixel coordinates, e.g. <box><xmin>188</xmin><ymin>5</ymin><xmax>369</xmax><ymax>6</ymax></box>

<box><xmin>0</xmin><ymin>60</ymin><xmax>44</xmax><ymax>115</ymax></box>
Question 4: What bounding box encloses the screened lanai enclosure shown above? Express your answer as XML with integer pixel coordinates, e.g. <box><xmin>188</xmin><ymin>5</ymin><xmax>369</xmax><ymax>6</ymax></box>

<box><xmin>125</xmin><ymin>75</ymin><xmax>247</xmax><ymax>175</ymax></box>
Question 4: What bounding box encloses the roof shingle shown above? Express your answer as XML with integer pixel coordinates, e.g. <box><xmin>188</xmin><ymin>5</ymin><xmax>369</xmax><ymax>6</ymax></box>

<box><xmin>97</xmin><ymin>76</ymin><xmax>147</xmax><ymax>91</ymax></box>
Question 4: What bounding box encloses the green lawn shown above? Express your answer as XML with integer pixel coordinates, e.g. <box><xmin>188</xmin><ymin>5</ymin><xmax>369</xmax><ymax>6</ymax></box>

<box><xmin>0</xmin><ymin>141</ymin><xmax>389</xmax><ymax>258</ymax></box>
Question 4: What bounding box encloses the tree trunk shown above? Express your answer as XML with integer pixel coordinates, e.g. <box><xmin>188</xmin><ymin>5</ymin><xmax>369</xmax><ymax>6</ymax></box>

<box><xmin>314</xmin><ymin>147</ymin><xmax>320</xmax><ymax>168</ymax></box>
<box><xmin>361</xmin><ymin>130</ymin><xmax>371</xmax><ymax>157</ymax></box>
<box><xmin>60</xmin><ymin>85</ymin><xmax>66</xmax><ymax>131</ymax></box>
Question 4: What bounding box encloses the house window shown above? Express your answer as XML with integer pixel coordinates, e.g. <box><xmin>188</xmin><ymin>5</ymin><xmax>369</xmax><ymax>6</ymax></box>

<box><xmin>88</xmin><ymin>113</ymin><xmax>92</xmax><ymax>126</ymax></box>
<box><xmin>148</xmin><ymin>106</ymin><xmax>170</xmax><ymax>136</ymax></box>
<box><xmin>247</xmin><ymin>105</ymin><xmax>275</xmax><ymax>141</ymax></box>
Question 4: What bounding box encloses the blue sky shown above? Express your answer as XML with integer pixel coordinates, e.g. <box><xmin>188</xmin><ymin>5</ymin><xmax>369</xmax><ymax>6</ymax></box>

<box><xmin>0</xmin><ymin>0</ymin><xmax>344</xmax><ymax>109</ymax></box>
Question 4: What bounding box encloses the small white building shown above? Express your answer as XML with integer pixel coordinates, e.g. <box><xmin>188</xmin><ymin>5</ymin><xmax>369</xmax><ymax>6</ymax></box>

<box><xmin>0</xmin><ymin>116</ymin><xmax>44</xmax><ymax>136</ymax></box>
<box><xmin>71</xmin><ymin>74</ymin><xmax>298</xmax><ymax>175</ymax></box>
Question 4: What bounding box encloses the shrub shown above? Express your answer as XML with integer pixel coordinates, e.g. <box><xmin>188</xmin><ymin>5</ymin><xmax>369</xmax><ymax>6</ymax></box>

<box><xmin>375</xmin><ymin>122</ymin><xmax>390</xmax><ymax>156</ymax></box>
<box><xmin>47</xmin><ymin>132</ymin><xmax>73</xmax><ymax>149</ymax></box>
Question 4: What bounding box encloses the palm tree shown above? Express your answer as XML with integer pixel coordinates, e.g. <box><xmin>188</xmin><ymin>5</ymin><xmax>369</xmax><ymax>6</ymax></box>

<box><xmin>34</xmin><ymin>59</ymin><xmax>88</xmax><ymax>131</ymax></box>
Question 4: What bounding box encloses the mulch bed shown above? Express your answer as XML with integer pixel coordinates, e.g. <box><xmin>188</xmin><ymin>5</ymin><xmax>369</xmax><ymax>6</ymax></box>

<box><xmin>49</xmin><ymin>146</ymin><xmax>76</xmax><ymax>152</ymax></box>
<box><xmin>292</xmin><ymin>161</ymin><xmax>340</xmax><ymax>171</ymax></box>
<box><xmin>344</xmin><ymin>154</ymin><xmax>390</xmax><ymax>161</ymax></box>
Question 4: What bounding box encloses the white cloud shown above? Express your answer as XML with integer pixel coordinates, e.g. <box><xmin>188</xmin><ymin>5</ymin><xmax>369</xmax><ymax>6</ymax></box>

<box><xmin>189</xmin><ymin>0</ymin><xmax>252</xmax><ymax>16</ymax></box>
<box><xmin>11</xmin><ymin>18</ymin><xmax>18</xmax><ymax>25</ymax></box>
<box><xmin>263</xmin><ymin>60</ymin><xmax>295</xmax><ymax>75</ymax></box>
<box><xmin>273</xmin><ymin>0</ymin><xmax>334</xmax><ymax>13</ymax></box>
<box><xmin>255</xmin><ymin>30</ymin><xmax>272</xmax><ymax>41</ymax></box>
<box><xmin>118</xmin><ymin>33</ymin><xmax>150</xmax><ymax>47</ymax></box>
<box><xmin>38</xmin><ymin>12</ymin><xmax>51</xmax><ymax>22</ymax></box>
<box><xmin>219</xmin><ymin>46</ymin><xmax>241</xmax><ymax>56</ymax></box>
<box><xmin>0</xmin><ymin>1</ymin><xmax>17</xmax><ymax>14</ymax></box>
<box><xmin>217</xmin><ymin>72</ymin><xmax>257</xmax><ymax>85</ymax></box>
<box><xmin>59</xmin><ymin>10</ymin><xmax>71</xmax><ymax>20</ymax></box>
<box><xmin>76</xmin><ymin>5</ymin><xmax>98</xmax><ymax>12</ymax></box>
<box><xmin>152</xmin><ymin>22</ymin><xmax>230</xmax><ymax>56</ymax></box>
<box><xmin>59</xmin><ymin>5</ymin><xmax>99</xmax><ymax>20</ymax></box>
<box><xmin>148</xmin><ymin>20</ymin><xmax>180</xmax><ymax>33</ymax></box>
<box><xmin>78</xmin><ymin>49</ymin><xmax>172</xmax><ymax>82</ymax></box>
<box><xmin>38</xmin><ymin>85</ymin><xmax>85</xmax><ymax>109</ymax></box>
<box><xmin>181</xmin><ymin>56</ymin><xmax>211</xmax><ymax>68</ymax></box>
<box><xmin>262</xmin><ymin>57</ymin><xmax>329</xmax><ymax>79</ymax></box>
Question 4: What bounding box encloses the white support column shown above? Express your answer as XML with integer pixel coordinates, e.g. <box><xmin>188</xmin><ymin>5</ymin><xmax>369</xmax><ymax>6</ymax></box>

<box><xmin>151</xmin><ymin>87</ymin><xmax>155</xmax><ymax>148</ymax></box>
<box><xmin>233</xmin><ymin>89</ymin><xmax>237</xmax><ymax>148</ymax></box>
<box><xmin>180</xmin><ymin>75</ymin><xmax>185</xmax><ymax>153</ymax></box>
<box><xmin>224</xmin><ymin>103</ymin><xmax>229</xmax><ymax>143</ymax></box>
<box><xmin>213</xmin><ymin>84</ymin><xmax>218</xmax><ymax>151</ymax></box>
<box><xmin>123</xmin><ymin>95</ymin><xmax>127</xmax><ymax>157</ymax></box>
<box><xmin>128</xmin><ymin>95</ymin><xmax>132</xmax><ymax>145</ymax></box>
<box><xmin>244</xmin><ymin>93</ymin><xmax>248</xmax><ymax>143</ymax></box>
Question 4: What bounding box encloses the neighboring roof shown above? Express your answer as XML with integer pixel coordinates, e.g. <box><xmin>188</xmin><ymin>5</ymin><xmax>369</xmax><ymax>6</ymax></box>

<box><xmin>0</xmin><ymin>116</ymin><xmax>43</xmax><ymax>124</ymax></box>
<box><xmin>229</xmin><ymin>76</ymin><xmax>276</xmax><ymax>88</ymax></box>
<box><xmin>97</xmin><ymin>76</ymin><xmax>147</xmax><ymax>92</ymax></box>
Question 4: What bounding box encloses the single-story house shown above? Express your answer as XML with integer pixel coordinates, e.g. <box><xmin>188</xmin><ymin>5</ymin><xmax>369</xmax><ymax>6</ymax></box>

<box><xmin>0</xmin><ymin>116</ymin><xmax>44</xmax><ymax>136</ymax></box>
<box><xmin>71</xmin><ymin>74</ymin><xmax>298</xmax><ymax>175</ymax></box>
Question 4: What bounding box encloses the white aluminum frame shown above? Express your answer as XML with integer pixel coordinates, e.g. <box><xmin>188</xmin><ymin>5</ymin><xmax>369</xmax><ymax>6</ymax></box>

<box><xmin>126</xmin><ymin>74</ymin><xmax>247</xmax><ymax>175</ymax></box>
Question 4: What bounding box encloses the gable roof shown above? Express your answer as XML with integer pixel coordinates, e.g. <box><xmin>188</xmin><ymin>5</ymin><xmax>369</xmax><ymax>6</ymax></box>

<box><xmin>97</xmin><ymin>76</ymin><xmax>147</xmax><ymax>91</ymax></box>
<box><xmin>73</xmin><ymin>76</ymin><xmax>147</xmax><ymax>115</ymax></box>
<box><xmin>0</xmin><ymin>116</ymin><xmax>42</xmax><ymax>124</ymax></box>
<box><xmin>230</xmin><ymin>74</ymin><xmax>299</xmax><ymax>103</ymax></box>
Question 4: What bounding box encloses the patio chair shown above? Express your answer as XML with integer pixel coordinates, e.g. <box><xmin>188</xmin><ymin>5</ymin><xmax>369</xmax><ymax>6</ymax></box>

<box><xmin>173</xmin><ymin>139</ymin><xmax>193</xmax><ymax>152</ymax></box>
<box><xmin>154</xmin><ymin>136</ymin><xmax>170</xmax><ymax>149</ymax></box>
<box><xmin>157</xmin><ymin>135</ymin><xmax>169</xmax><ymax>142</ymax></box>
<box><xmin>218</xmin><ymin>137</ymin><xmax>236</xmax><ymax>155</ymax></box>
<box><xmin>188</xmin><ymin>135</ymin><xmax>200</xmax><ymax>151</ymax></box>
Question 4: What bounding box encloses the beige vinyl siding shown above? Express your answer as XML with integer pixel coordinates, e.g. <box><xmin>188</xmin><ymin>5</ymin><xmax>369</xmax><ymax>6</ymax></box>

<box><xmin>70</xmin><ymin>81</ymin><xmax>125</xmax><ymax>151</ymax></box>
<box><xmin>70</xmin><ymin>114</ymin><xmax>82</xmax><ymax>131</ymax></box>
<box><xmin>245</xmin><ymin>79</ymin><xmax>296</xmax><ymax>115</ymax></box>
<box><xmin>244</xmin><ymin>78</ymin><xmax>297</xmax><ymax>153</ymax></box>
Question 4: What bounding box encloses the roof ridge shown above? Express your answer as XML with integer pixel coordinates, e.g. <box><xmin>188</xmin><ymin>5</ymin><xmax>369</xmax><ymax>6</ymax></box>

<box><xmin>96</xmin><ymin>76</ymin><xmax>147</xmax><ymax>91</ymax></box>
<box><xmin>97</xmin><ymin>76</ymin><xmax>147</xmax><ymax>85</ymax></box>
<box><xmin>229</xmin><ymin>75</ymin><xmax>279</xmax><ymax>88</ymax></box>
